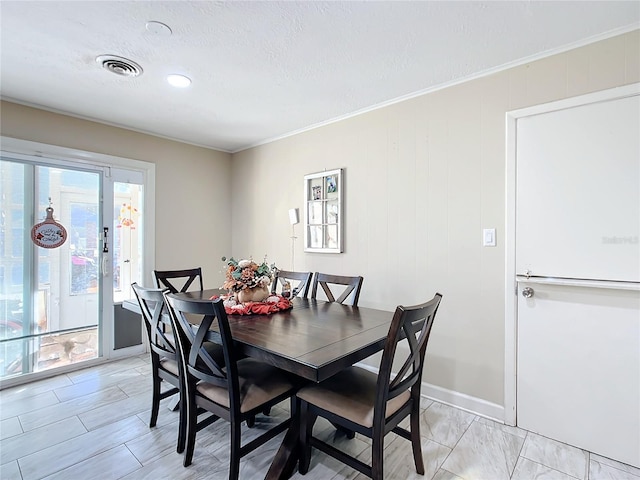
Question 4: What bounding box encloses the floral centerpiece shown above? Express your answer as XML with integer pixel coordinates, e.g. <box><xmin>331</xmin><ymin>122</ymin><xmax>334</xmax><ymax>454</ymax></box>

<box><xmin>222</xmin><ymin>256</ymin><xmax>275</xmax><ymax>291</ymax></box>
<box><xmin>219</xmin><ymin>256</ymin><xmax>292</xmax><ymax>314</ymax></box>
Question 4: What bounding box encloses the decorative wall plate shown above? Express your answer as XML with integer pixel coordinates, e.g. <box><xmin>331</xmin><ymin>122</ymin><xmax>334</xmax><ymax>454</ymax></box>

<box><xmin>31</xmin><ymin>207</ymin><xmax>67</xmax><ymax>249</ymax></box>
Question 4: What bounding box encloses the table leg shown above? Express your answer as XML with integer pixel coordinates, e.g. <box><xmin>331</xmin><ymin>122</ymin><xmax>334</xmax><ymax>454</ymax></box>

<box><xmin>265</xmin><ymin>399</ymin><xmax>300</xmax><ymax>480</ymax></box>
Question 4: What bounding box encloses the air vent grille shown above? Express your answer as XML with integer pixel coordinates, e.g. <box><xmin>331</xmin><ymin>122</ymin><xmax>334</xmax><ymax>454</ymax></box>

<box><xmin>96</xmin><ymin>55</ymin><xmax>143</xmax><ymax>77</ymax></box>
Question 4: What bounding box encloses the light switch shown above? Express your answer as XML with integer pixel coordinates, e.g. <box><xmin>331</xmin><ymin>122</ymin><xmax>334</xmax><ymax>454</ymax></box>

<box><xmin>483</xmin><ymin>228</ymin><xmax>496</xmax><ymax>247</ymax></box>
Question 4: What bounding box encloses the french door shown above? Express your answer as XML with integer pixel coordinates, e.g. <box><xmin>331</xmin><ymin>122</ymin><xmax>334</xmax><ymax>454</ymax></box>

<box><xmin>0</xmin><ymin>154</ymin><xmax>145</xmax><ymax>381</ymax></box>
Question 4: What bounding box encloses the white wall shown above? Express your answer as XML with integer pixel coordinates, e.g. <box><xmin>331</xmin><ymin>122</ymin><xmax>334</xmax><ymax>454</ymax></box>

<box><xmin>229</xmin><ymin>30</ymin><xmax>640</xmax><ymax>408</ymax></box>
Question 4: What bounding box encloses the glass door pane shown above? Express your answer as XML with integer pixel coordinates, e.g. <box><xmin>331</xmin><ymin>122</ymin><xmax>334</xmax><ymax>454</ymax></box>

<box><xmin>0</xmin><ymin>159</ymin><xmax>102</xmax><ymax>379</ymax></box>
<box><xmin>113</xmin><ymin>182</ymin><xmax>143</xmax><ymax>303</ymax></box>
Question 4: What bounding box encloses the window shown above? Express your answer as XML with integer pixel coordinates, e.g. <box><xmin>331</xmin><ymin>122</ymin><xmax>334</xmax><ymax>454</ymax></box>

<box><xmin>304</xmin><ymin>169</ymin><xmax>343</xmax><ymax>253</ymax></box>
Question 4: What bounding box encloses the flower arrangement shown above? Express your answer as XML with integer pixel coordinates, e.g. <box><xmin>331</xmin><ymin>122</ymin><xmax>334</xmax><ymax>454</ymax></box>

<box><xmin>222</xmin><ymin>256</ymin><xmax>277</xmax><ymax>292</ymax></box>
<box><xmin>217</xmin><ymin>256</ymin><xmax>292</xmax><ymax>314</ymax></box>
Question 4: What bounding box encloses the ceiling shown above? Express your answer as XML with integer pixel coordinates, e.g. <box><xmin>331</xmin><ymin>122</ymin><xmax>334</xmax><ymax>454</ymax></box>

<box><xmin>1</xmin><ymin>1</ymin><xmax>638</xmax><ymax>153</ymax></box>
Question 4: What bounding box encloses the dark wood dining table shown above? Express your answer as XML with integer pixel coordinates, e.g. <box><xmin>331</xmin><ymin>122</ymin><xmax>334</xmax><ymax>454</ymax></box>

<box><xmin>172</xmin><ymin>288</ymin><xmax>394</xmax><ymax>479</ymax></box>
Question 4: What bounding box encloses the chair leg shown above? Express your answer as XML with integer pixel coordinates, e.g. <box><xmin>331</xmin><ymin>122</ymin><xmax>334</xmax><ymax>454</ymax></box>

<box><xmin>410</xmin><ymin>405</ymin><xmax>425</xmax><ymax>474</ymax></box>
<box><xmin>183</xmin><ymin>387</ymin><xmax>197</xmax><ymax>467</ymax></box>
<box><xmin>298</xmin><ymin>400</ymin><xmax>316</xmax><ymax>475</ymax></box>
<box><xmin>331</xmin><ymin>422</ymin><xmax>355</xmax><ymax>439</ymax></box>
<box><xmin>371</xmin><ymin>436</ymin><xmax>384</xmax><ymax>480</ymax></box>
<box><xmin>149</xmin><ymin>373</ymin><xmax>161</xmax><ymax>428</ymax></box>
<box><xmin>246</xmin><ymin>415</ymin><xmax>255</xmax><ymax>428</ymax></box>
<box><xmin>176</xmin><ymin>395</ymin><xmax>186</xmax><ymax>454</ymax></box>
<box><xmin>229</xmin><ymin>420</ymin><xmax>242</xmax><ymax>480</ymax></box>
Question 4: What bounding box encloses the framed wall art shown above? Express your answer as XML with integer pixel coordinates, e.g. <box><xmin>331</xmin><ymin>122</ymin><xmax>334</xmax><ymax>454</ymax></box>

<box><xmin>304</xmin><ymin>168</ymin><xmax>343</xmax><ymax>253</ymax></box>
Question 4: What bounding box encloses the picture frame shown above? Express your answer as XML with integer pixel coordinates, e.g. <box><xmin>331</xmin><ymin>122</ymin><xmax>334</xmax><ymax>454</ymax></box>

<box><xmin>304</xmin><ymin>168</ymin><xmax>343</xmax><ymax>253</ymax></box>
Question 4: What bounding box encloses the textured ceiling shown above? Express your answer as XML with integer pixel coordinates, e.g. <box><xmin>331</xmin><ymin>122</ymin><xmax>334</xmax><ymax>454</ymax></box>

<box><xmin>1</xmin><ymin>1</ymin><xmax>638</xmax><ymax>153</ymax></box>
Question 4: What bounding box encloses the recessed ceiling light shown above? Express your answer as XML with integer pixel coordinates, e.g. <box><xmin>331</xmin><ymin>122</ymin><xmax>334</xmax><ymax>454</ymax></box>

<box><xmin>146</xmin><ymin>21</ymin><xmax>172</xmax><ymax>36</ymax></box>
<box><xmin>167</xmin><ymin>74</ymin><xmax>191</xmax><ymax>88</ymax></box>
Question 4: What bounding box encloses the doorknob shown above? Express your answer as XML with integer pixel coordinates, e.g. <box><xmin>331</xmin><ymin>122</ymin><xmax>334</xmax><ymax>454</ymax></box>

<box><xmin>522</xmin><ymin>287</ymin><xmax>534</xmax><ymax>298</ymax></box>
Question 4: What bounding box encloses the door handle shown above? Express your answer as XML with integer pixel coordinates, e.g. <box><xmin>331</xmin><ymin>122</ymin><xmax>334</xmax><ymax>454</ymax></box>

<box><xmin>101</xmin><ymin>256</ymin><xmax>109</xmax><ymax>276</ymax></box>
<box><xmin>522</xmin><ymin>287</ymin><xmax>534</xmax><ymax>298</ymax></box>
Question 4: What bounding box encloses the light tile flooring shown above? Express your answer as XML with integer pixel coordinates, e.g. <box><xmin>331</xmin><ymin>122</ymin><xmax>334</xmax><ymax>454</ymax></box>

<box><xmin>1</xmin><ymin>355</ymin><xmax>638</xmax><ymax>480</ymax></box>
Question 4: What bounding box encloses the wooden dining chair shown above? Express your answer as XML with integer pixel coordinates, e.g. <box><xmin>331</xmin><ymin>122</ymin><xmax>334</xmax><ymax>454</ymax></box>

<box><xmin>311</xmin><ymin>273</ymin><xmax>364</xmax><ymax>306</ymax></box>
<box><xmin>271</xmin><ymin>270</ymin><xmax>313</xmax><ymax>298</ymax></box>
<box><xmin>131</xmin><ymin>283</ymin><xmax>186</xmax><ymax>452</ymax></box>
<box><xmin>163</xmin><ymin>292</ymin><xmax>300</xmax><ymax>477</ymax></box>
<box><xmin>153</xmin><ymin>267</ymin><xmax>203</xmax><ymax>293</ymax></box>
<box><xmin>297</xmin><ymin>293</ymin><xmax>443</xmax><ymax>480</ymax></box>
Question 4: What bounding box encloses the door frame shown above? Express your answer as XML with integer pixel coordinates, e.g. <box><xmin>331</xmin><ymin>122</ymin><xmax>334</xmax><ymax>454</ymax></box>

<box><xmin>0</xmin><ymin>136</ymin><xmax>156</xmax><ymax>382</ymax></box>
<box><xmin>504</xmin><ymin>82</ymin><xmax>640</xmax><ymax>426</ymax></box>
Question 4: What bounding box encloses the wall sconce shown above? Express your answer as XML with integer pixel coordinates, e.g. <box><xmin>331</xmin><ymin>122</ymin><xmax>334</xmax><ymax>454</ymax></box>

<box><xmin>289</xmin><ymin>208</ymin><xmax>299</xmax><ymax>269</ymax></box>
<box><xmin>289</xmin><ymin>208</ymin><xmax>299</xmax><ymax>225</ymax></box>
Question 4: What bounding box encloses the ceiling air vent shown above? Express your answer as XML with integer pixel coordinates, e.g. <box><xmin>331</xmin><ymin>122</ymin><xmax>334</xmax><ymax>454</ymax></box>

<box><xmin>96</xmin><ymin>55</ymin><xmax>143</xmax><ymax>77</ymax></box>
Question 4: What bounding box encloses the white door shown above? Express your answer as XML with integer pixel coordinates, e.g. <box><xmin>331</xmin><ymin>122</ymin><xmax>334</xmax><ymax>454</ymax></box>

<box><xmin>513</xmin><ymin>86</ymin><xmax>640</xmax><ymax>467</ymax></box>
<box><xmin>517</xmin><ymin>282</ymin><xmax>639</xmax><ymax>466</ymax></box>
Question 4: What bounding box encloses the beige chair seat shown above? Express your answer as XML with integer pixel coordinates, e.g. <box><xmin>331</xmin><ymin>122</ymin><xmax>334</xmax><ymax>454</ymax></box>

<box><xmin>159</xmin><ymin>358</ymin><xmax>180</xmax><ymax>376</ymax></box>
<box><xmin>297</xmin><ymin>366</ymin><xmax>409</xmax><ymax>428</ymax></box>
<box><xmin>197</xmin><ymin>358</ymin><xmax>296</xmax><ymax>413</ymax></box>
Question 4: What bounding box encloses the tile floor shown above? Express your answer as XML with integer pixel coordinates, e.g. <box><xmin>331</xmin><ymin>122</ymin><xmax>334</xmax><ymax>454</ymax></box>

<box><xmin>0</xmin><ymin>355</ymin><xmax>638</xmax><ymax>480</ymax></box>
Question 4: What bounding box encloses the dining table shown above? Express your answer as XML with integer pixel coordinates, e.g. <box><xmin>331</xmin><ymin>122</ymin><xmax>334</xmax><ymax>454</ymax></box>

<box><xmin>171</xmin><ymin>288</ymin><xmax>394</xmax><ymax>480</ymax></box>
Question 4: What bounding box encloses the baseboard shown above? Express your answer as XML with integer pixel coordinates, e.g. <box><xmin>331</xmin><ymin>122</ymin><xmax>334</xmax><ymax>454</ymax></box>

<box><xmin>355</xmin><ymin>362</ymin><xmax>505</xmax><ymax>423</ymax></box>
<box><xmin>420</xmin><ymin>381</ymin><xmax>505</xmax><ymax>423</ymax></box>
<box><xmin>110</xmin><ymin>343</ymin><xmax>146</xmax><ymax>358</ymax></box>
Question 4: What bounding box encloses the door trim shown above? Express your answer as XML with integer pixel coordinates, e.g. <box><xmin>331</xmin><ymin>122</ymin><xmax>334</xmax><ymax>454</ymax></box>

<box><xmin>504</xmin><ymin>82</ymin><xmax>640</xmax><ymax>426</ymax></box>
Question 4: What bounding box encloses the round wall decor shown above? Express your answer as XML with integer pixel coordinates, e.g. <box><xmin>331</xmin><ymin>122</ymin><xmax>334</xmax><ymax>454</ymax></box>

<box><xmin>31</xmin><ymin>207</ymin><xmax>67</xmax><ymax>249</ymax></box>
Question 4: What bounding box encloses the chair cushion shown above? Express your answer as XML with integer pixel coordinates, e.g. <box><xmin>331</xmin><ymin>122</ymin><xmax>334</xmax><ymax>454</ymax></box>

<box><xmin>196</xmin><ymin>358</ymin><xmax>295</xmax><ymax>413</ymax></box>
<box><xmin>296</xmin><ymin>366</ymin><xmax>411</xmax><ymax>428</ymax></box>
<box><xmin>159</xmin><ymin>358</ymin><xmax>179</xmax><ymax>376</ymax></box>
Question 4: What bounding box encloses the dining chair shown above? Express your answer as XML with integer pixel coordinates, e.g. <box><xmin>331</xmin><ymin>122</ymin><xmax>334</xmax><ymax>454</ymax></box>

<box><xmin>271</xmin><ymin>270</ymin><xmax>313</xmax><ymax>298</ymax></box>
<box><xmin>311</xmin><ymin>273</ymin><xmax>364</xmax><ymax>306</ymax></box>
<box><xmin>153</xmin><ymin>267</ymin><xmax>203</xmax><ymax>293</ymax></box>
<box><xmin>131</xmin><ymin>283</ymin><xmax>186</xmax><ymax>452</ymax></box>
<box><xmin>163</xmin><ymin>292</ymin><xmax>300</xmax><ymax>477</ymax></box>
<box><xmin>297</xmin><ymin>293</ymin><xmax>443</xmax><ymax>480</ymax></box>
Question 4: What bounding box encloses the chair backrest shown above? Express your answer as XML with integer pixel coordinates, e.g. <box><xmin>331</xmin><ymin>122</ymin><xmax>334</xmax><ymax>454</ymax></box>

<box><xmin>374</xmin><ymin>293</ymin><xmax>442</xmax><ymax>424</ymax></box>
<box><xmin>311</xmin><ymin>273</ymin><xmax>364</xmax><ymax>306</ymax></box>
<box><xmin>131</xmin><ymin>283</ymin><xmax>176</xmax><ymax>360</ymax></box>
<box><xmin>164</xmin><ymin>293</ymin><xmax>241</xmax><ymax>409</ymax></box>
<box><xmin>271</xmin><ymin>270</ymin><xmax>313</xmax><ymax>298</ymax></box>
<box><xmin>153</xmin><ymin>267</ymin><xmax>203</xmax><ymax>293</ymax></box>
